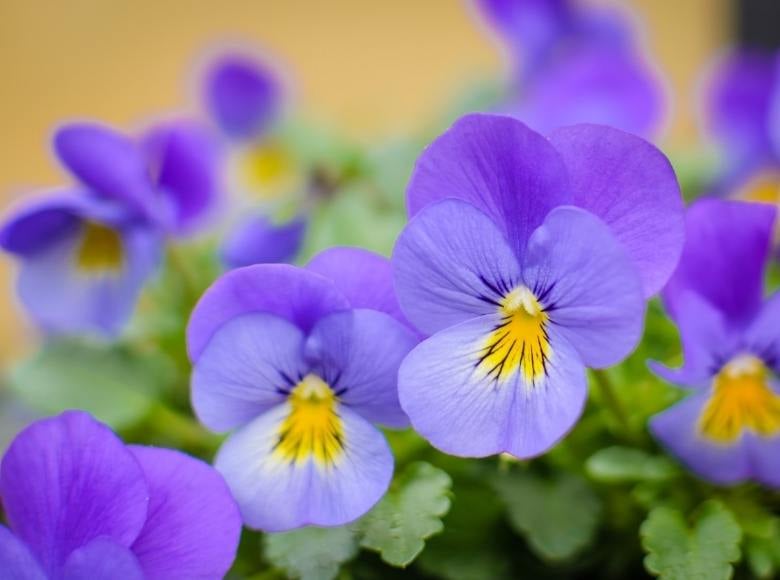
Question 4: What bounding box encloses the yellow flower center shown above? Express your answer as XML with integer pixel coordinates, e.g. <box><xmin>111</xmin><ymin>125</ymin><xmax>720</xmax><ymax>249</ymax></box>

<box><xmin>738</xmin><ymin>170</ymin><xmax>780</xmax><ymax>205</ymax></box>
<box><xmin>476</xmin><ymin>286</ymin><xmax>551</xmax><ymax>384</ymax></box>
<box><xmin>74</xmin><ymin>222</ymin><xmax>124</xmax><ymax>273</ymax></box>
<box><xmin>235</xmin><ymin>140</ymin><xmax>297</xmax><ymax>200</ymax></box>
<box><xmin>274</xmin><ymin>374</ymin><xmax>344</xmax><ymax>466</ymax></box>
<box><xmin>698</xmin><ymin>355</ymin><xmax>780</xmax><ymax>443</ymax></box>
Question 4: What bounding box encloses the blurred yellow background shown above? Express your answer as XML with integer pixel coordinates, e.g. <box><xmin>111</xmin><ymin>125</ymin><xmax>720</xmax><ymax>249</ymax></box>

<box><xmin>0</xmin><ymin>0</ymin><xmax>728</xmax><ymax>363</ymax></box>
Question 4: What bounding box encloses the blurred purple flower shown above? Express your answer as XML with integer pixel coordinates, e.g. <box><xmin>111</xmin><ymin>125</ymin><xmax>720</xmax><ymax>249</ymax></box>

<box><xmin>188</xmin><ymin>250</ymin><xmax>417</xmax><ymax>531</ymax></box>
<box><xmin>392</xmin><ymin>114</ymin><xmax>683</xmax><ymax>458</ymax></box>
<box><xmin>0</xmin><ymin>411</ymin><xmax>241</xmax><ymax>579</ymax></box>
<box><xmin>220</xmin><ymin>214</ymin><xmax>306</xmax><ymax>269</ymax></box>
<box><xmin>474</xmin><ymin>0</ymin><xmax>665</xmax><ymax>137</ymax></box>
<box><xmin>650</xmin><ymin>199</ymin><xmax>780</xmax><ymax>487</ymax></box>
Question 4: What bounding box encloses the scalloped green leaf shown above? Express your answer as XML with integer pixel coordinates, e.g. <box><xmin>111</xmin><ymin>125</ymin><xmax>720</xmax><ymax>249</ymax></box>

<box><xmin>356</xmin><ymin>461</ymin><xmax>452</xmax><ymax>567</ymax></box>
<box><xmin>586</xmin><ymin>446</ymin><xmax>680</xmax><ymax>483</ymax></box>
<box><xmin>640</xmin><ymin>500</ymin><xmax>742</xmax><ymax>579</ymax></box>
<box><xmin>263</xmin><ymin>526</ymin><xmax>359</xmax><ymax>580</ymax></box>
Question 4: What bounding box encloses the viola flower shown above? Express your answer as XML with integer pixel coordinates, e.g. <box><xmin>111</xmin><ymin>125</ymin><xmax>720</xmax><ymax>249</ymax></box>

<box><xmin>392</xmin><ymin>113</ymin><xmax>683</xmax><ymax>458</ymax></box>
<box><xmin>188</xmin><ymin>248</ymin><xmax>417</xmax><ymax>531</ymax></box>
<box><xmin>650</xmin><ymin>199</ymin><xmax>780</xmax><ymax>486</ymax></box>
<box><xmin>0</xmin><ymin>411</ymin><xmax>241</xmax><ymax>578</ymax></box>
<box><xmin>473</xmin><ymin>0</ymin><xmax>665</xmax><ymax>137</ymax></box>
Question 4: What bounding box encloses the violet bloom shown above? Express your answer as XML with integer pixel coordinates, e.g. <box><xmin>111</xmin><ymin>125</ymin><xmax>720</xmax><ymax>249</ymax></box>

<box><xmin>392</xmin><ymin>114</ymin><xmax>683</xmax><ymax>458</ymax></box>
<box><xmin>188</xmin><ymin>248</ymin><xmax>417</xmax><ymax>531</ymax></box>
<box><xmin>0</xmin><ymin>411</ymin><xmax>241</xmax><ymax>579</ymax></box>
<box><xmin>705</xmin><ymin>49</ymin><xmax>780</xmax><ymax>200</ymax></box>
<box><xmin>0</xmin><ymin>121</ymin><xmax>218</xmax><ymax>336</ymax></box>
<box><xmin>650</xmin><ymin>199</ymin><xmax>780</xmax><ymax>486</ymax></box>
<box><xmin>474</xmin><ymin>0</ymin><xmax>665</xmax><ymax>138</ymax></box>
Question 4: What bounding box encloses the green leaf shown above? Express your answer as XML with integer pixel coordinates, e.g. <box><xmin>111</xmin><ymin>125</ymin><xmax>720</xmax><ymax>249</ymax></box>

<box><xmin>263</xmin><ymin>526</ymin><xmax>359</xmax><ymax>580</ymax></box>
<box><xmin>356</xmin><ymin>461</ymin><xmax>452</xmax><ymax>567</ymax></box>
<box><xmin>493</xmin><ymin>470</ymin><xmax>602</xmax><ymax>562</ymax></box>
<box><xmin>640</xmin><ymin>500</ymin><xmax>742</xmax><ymax>579</ymax></box>
<box><xmin>586</xmin><ymin>446</ymin><xmax>680</xmax><ymax>483</ymax></box>
<box><xmin>10</xmin><ymin>339</ymin><xmax>171</xmax><ymax>429</ymax></box>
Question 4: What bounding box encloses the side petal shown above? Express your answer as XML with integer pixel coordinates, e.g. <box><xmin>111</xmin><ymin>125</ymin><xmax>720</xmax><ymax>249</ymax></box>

<box><xmin>305</xmin><ymin>309</ymin><xmax>417</xmax><ymax>428</ymax></box>
<box><xmin>744</xmin><ymin>292</ymin><xmax>780</xmax><ymax>369</ymax></box>
<box><xmin>522</xmin><ymin>206</ymin><xmax>646</xmax><ymax>368</ymax></box>
<box><xmin>0</xmin><ymin>526</ymin><xmax>45</xmax><ymax>580</ymax></box>
<box><xmin>392</xmin><ymin>199</ymin><xmax>521</xmax><ymax>335</ymax></box>
<box><xmin>192</xmin><ymin>313</ymin><xmax>307</xmax><ymax>432</ymax></box>
<box><xmin>406</xmin><ymin>114</ymin><xmax>571</xmax><ymax>255</ymax></box>
<box><xmin>0</xmin><ymin>411</ymin><xmax>148</xmax><ymax>575</ymax></box>
<box><xmin>662</xmin><ymin>198</ymin><xmax>776</xmax><ymax>328</ymax></box>
<box><xmin>398</xmin><ymin>315</ymin><xmax>587</xmax><ymax>459</ymax></box>
<box><xmin>548</xmin><ymin>124</ymin><xmax>683</xmax><ymax>297</ymax></box>
<box><xmin>220</xmin><ymin>214</ymin><xmax>306</xmax><ymax>269</ymax></box>
<box><xmin>215</xmin><ymin>404</ymin><xmax>393</xmax><ymax>532</ymax></box>
<box><xmin>128</xmin><ymin>446</ymin><xmax>242</xmax><ymax>579</ymax></box>
<box><xmin>187</xmin><ymin>264</ymin><xmax>350</xmax><ymax>361</ymax></box>
<box><xmin>650</xmin><ymin>393</ymin><xmax>751</xmax><ymax>485</ymax></box>
<box><xmin>62</xmin><ymin>538</ymin><xmax>144</xmax><ymax>580</ymax></box>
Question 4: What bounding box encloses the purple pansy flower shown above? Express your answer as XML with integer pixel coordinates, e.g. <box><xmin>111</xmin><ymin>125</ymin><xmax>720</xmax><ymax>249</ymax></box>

<box><xmin>0</xmin><ymin>411</ymin><xmax>241</xmax><ymax>578</ymax></box>
<box><xmin>650</xmin><ymin>199</ymin><xmax>780</xmax><ymax>486</ymax></box>
<box><xmin>392</xmin><ymin>113</ymin><xmax>683</xmax><ymax>458</ymax></box>
<box><xmin>188</xmin><ymin>248</ymin><xmax>417</xmax><ymax>531</ymax></box>
<box><xmin>474</xmin><ymin>0</ymin><xmax>665</xmax><ymax>137</ymax></box>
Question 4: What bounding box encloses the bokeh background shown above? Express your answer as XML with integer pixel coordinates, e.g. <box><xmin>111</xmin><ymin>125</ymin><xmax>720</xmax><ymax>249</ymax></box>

<box><xmin>0</xmin><ymin>0</ymin><xmax>731</xmax><ymax>363</ymax></box>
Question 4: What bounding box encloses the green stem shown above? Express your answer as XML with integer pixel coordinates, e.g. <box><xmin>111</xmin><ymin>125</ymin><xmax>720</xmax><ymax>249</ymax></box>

<box><xmin>592</xmin><ymin>369</ymin><xmax>631</xmax><ymax>436</ymax></box>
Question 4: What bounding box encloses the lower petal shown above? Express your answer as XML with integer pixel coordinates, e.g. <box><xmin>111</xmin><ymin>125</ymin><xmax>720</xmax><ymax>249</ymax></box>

<box><xmin>215</xmin><ymin>403</ymin><xmax>392</xmax><ymax>532</ymax></box>
<box><xmin>398</xmin><ymin>315</ymin><xmax>587</xmax><ymax>459</ymax></box>
<box><xmin>62</xmin><ymin>538</ymin><xmax>144</xmax><ymax>580</ymax></box>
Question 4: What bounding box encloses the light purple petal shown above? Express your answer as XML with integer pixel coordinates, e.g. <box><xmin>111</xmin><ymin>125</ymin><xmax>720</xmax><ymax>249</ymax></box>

<box><xmin>0</xmin><ymin>411</ymin><xmax>149</xmax><ymax>575</ymax></box>
<box><xmin>0</xmin><ymin>526</ymin><xmax>45</xmax><ymax>580</ymax></box>
<box><xmin>548</xmin><ymin>124</ymin><xmax>683</xmax><ymax>297</ymax></box>
<box><xmin>304</xmin><ymin>309</ymin><xmax>416</xmax><ymax>428</ymax></box>
<box><xmin>187</xmin><ymin>264</ymin><xmax>350</xmax><ymax>361</ymax></box>
<box><xmin>650</xmin><ymin>392</ymin><xmax>752</xmax><ymax>485</ymax></box>
<box><xmin>522</xmin><ymin>206</ymin><xmax>645</xmax><ymax>368</ymax></box>
<box><xmin>128</xmin><ymin>446</ymin><xmax>242</xmax><ymax>579</ymax></box>
<box><xmin>62</xmin><ymin>538</ymin><xmax>144</xmax><ymax>580</ymax></box>
<box><xmin>406</xmin><ymin>114</ymin><xmax>571</xmax><ymax>255</ymax></box>
<box><xmin>398</xmin><ymin>315</ymin><xmax>587</xmax><ymax>458</ymax></box>
<box><xmin>392</xmin><ymin>199</ymin><xmax>521</xmax><ymax>335</ymax></box>
<box><xmin>221</xmin><ymin>214</ymin><xmax>306</xmax><ymax>269</ymax></box>
<box><xmin>204</xmin><ymin>53</ymin><xmax>282</xmax><ymax>140</ymax></box>
<box><xmin>307</xmin><ymin>246</ymin><xmax>412</xmax><ymax>329</ymax></box>
<box><xmin>192</xmin><ymin>313</ymin><xmax>307</xmax><ymax>432</ymax></box>
<box><xmin>744</xmin><ymin>292</ymin><xmax>780</xmax><ymax>370</ymax></box>
<box><xmin>663</xmin><ymin>199</ymin><xmax>776</xmax><ymax>329</ymax></box>
<box><xmin>745</xmin><ymin>432</ymin><xmax>780</xmax><ymax>488</ymax></box>
<box><xmin>215</xmin><ymin>404</ymin><xmax>393</xmax><ymax>532</ymax></box>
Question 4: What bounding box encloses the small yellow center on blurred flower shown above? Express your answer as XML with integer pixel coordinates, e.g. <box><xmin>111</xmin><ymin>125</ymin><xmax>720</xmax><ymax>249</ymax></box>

<box><xmin>274</xmin><ymin>374</ymin><xmax>344</xmax><ymax>466</ymax></box>
<box><xmin>74</xmin><ymin>222</ymin><xmax>124</xmax><ymax>273</ymax></box>
<box><xmin>476</xmin><ymin>286</ymin><xmax>551</xmax><ymax>384</ymax></box>
<box><xmin>235</xmin><ymin>141</ymin><xmax>297</xmax><ymax>201</ymax></box>
<box><xmin>698</xmin><ymin>355</ymin><xmax>780</xmax><ymax>443</ymax></box>
<box><xmin>738</xmin><ymin>170</ymin><xmax>780</xmax><ymax>205</ymax></box>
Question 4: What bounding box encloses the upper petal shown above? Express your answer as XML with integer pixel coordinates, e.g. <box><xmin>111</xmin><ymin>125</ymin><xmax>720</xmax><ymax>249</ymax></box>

<box><xmin>406</xmin><ymin>114</ymin><xmax>571</xmax><ymax>255</ymax></box>
<box><xmin>548</xmin><ymin>124</ymin><xmax>683</xmax><ymax>297</ymax></box>
<box><xmin>221</xmin><ymin>214</ymin><xmax>306</xmax><ymax>269</ymax></box>
<box><xmin>392</xmin><ymin>199</ymin><xmax>521</xmax><ymax>335</ymax></box>
<box><xmin>521</xmin><ymin>206</ymin><xmax>646</xmax><ymax>368</ymax></box>
<box><xmin>187</xmin><ymin>264</ymin><xmax>350</xmax><ymax>361</ymax></box>
<box><xmin>128</xmin><ymin>446</ymin><xmax>242</xmax><ymax>579</ymax></box>
<box><xmin>0</xmin><ymin>411</ymin><xmax>148</xmax><ymax>575</ymax></box>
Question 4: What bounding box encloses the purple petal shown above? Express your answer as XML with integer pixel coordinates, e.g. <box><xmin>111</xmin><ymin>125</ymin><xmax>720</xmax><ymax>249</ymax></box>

<box><xmin>0</xmin><ymin>411</ymin><xmax>149</xmax><ymax>575</ymax></box>
<box><xmin>398</xmin><ymin>315</ymin><xmax>587</xmax><ymax>458</ymax></box>
<box><xmin>0</xmin><ymin>526</ymin><xmax>45</xmax><ymax>580</ymax></box>
<box><xmin>53</xmin><ymin>123</ymin><xmax>156</xmax><ymax>220</ymax></box>
<box><xmin>215</xmin><ymin>404</ymin><xmax>392</xmax><ymax>531</ymax></box>
<box><xmin>204</xmin><ymin>53</ymin><xmax>282</xmax><ymax>140</ymax></box>
<box><xmin>304</xmin><ymin>310</ymin><xmax>417</xmax><ymax>428</ymax></box>
<box><xmin>62</xmin><ymin>538</ymin><xmax>144</xmax><ymax>580</ymax></box>
<box><xmin>142</xmin><ymin>119</ymin><xmax>222</xmax><ymax>236</ymax></box>
<box><xmin>307</xmin><ymin>247</ymin><xmax>412</xmax><ymax>329</ymax></box>
<box><xmin>406</xmin><ymin>114</ymin><xmax>571</xmax><ymax>255</ymax></box>
<box><xmin>663</xmin><ymin>199</ymin><xmax>776</xmax><ymax>329</ymax></box>
<box><xmin>192</xmin><ymin>313</ymin><xmax>306</xmax><ymax>432</ymax></box>
<box><xmin>548</xmin><ymin>124</ymin><xmax>683</xmax><ymax>297</ymax></box>
<box><xmin>128</xmin><ymin>446</ymin><xmax>241</xmax><ymax>579</ymax></box>
<box><xmin>220</xmin><ymin>214</ymin><xmax>306</xmax><ymax>269</ymax></box>
<box><xmin>187</xmin><ymin>264</ymin><xmax>350</xmax><ymax>360</ymax></box>
<box><xmin>392</xmin><ymin>199</ymin><xmax>521</xmax><ymax>335</ymax></box>
<box><xmin>650</xmin><ymin>392</ymin><xmax>752</xmax><ymax>485</ymax></box>
<box><xmin>745</xmin><ymin>433</ymin><xmax>780</xmax><ymax>488</ymax></box>
<box><xmin>522</xmin><ymin>206</ymin><xmax>645</xmax><ymax>368</ymax></box>
<box><xmin>745</xmin><ymin>292</ymin><xmax>780</xmax><ymax>369</ymax></box>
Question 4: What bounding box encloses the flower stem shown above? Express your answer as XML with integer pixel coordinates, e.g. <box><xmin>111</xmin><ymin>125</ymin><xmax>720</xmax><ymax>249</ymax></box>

<box><xmin>592</xmin><ymin>369</ymin><xmax>631</xmax><ymax>436</ymax></box>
